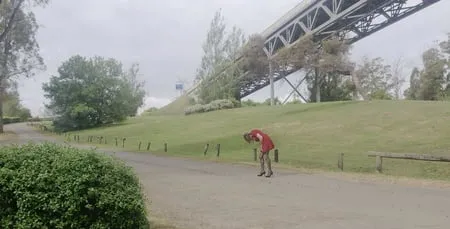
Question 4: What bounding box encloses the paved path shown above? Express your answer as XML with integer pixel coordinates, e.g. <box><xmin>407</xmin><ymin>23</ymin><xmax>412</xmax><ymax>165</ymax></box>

<box><xmin>4</xmin><ymin>123</ymin><xmax>450</xmax><ymax>229</ymax></box>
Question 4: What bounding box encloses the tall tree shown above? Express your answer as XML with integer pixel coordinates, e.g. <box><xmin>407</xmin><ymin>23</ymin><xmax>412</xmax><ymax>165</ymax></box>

<box><xmin>390</xmin><ymin>57</ymin><xmax>406</xmax><ymax>99</ymax></box>
<box><xmin>195</xmin><ymin>9</ymin><xmax>227</xmax><ymax>82</ymax></box>
<box><xmin>416</xmin><ymin>47</ymin><xmax>447</xmax><ymax>100</ymax></box>
<box><xmin>42</xmin><ymin>55</ymin><xmax>146</xmax><ymax>132</ymax></box>
<box><xmin>306</xmin><ymin>37</ymin><xmax>353</xmax><ymax>102</ymax></box>
<box><xmin>0</xmin><ymin>0</ymin><xmax>48</xmax><ymax>132</ymax></box>
<box><xmin>195</xmin><ymin>9</ymin><xmax>246</xmax><ymax>104</ymax></box>
<box><xmin>121</xmin><ymin>63</ymin><xmax>146</xmax><ymax>117</ymax></box>
<box><xmin>353</xmin><ymin>56</ymin><xmax>394</xmax><ymax>100</ymax></box>
<box><xmin>404</xmin><ymin>67</ymin><xmax>421</xmax><ymax>100</ymax></box>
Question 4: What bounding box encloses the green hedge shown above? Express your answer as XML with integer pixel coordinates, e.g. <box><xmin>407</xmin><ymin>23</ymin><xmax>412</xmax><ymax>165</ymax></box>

<box><xmin>0</xmin><ymin>143</ymin><xmax>149</xmax><ymax>228</ymax></box>
<box><xmin>3</xmin><ymin>117</ymin><xmax>21</xmax><ymax>124</ymax></box>
<box><xmin>184</xmin><ymin>99</ymin><xmax>238</xmax><ymax>115</ymax></box>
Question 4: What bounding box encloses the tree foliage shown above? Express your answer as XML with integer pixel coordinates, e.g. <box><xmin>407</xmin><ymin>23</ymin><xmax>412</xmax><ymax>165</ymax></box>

<box><xmin>353</xmin><ymin>56</ymin><xmax>395</xmax><ymax>100</ymax></box>
<box><xmin>3</xmin><ymin>81</ymin><xmax>31</xmax><ymax>120</ymax></box>
<box><xmin>404</xmin><ymin>34</ymin><xmax>449</xmax><ymax>101</ymax></box>
<box><xmin>42</xmin><ymin>55</ymin><xmax>146</xmax><ymax>132</ymax></box>
<box><xmin>404</xmin><ymin>67</ymin><xmax>421</xmax><ymax>100</ymax></box>
<box><xmin>0</xmin><ymin>0</ymin><xmax>48</xmax><ymax>132</ymax></box>
<box><xmin>195</xmin><ymin>9</ymin><xmax>246</xmax><ymax>104</ymax></box>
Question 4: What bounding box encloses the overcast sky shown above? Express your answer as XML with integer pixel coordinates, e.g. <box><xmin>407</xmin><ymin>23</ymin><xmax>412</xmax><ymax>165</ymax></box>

<box><xmin>16</xmin><ymin>0</ymin><xmax>450</xmax><ymax>116</ymax></box>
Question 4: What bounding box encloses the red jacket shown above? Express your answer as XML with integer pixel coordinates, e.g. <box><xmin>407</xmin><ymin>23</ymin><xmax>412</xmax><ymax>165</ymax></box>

<box><xmin>249</xmin><ymin>129</ymin><xmax>275</xmax><ymax>153</ymax></box>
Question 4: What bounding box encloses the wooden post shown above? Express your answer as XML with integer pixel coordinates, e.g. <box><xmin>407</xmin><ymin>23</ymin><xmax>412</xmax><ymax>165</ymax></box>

<box><xmin>115</xmin><ymin>138</ymin><xmax>118</xmax><ymax>146</ymax></box>
<box><xmin>216</xmin><ymin>144</ymin><xmax>220</xmax><ymax>157</ymax></box>
<box><xmin>100</xmin><ymin>136</ymin><xmax>103</xmax><ymax>144</ymax></box>
<box><xmin>376</xmin><ymin>156</ymin><xmax>382</xmax><ymax>173</ymax></box>
<box><xmin>77</xmin><ymin>135</ymin><xmax>80</xmax><ymax>143</ymax></box>
<box><xmin>147</xmin><ymin>142</ymin><xmax>151</xmax><ymax>151</ymax></box>
<box><xmin>337</xmin><ymin>153</ymin><xmax>344</xmax><ymax>171</ymax></box>
<box><xmin>274</xmin><ymin>149</ymin><xmax>279</xmax><ymax>163</ymax></box>
<box><xmin>253</xmin><ymin>148</ymin><xmax>257</xmax><ymax>161</ymax></box>
<box><xmin>139</xmin><ymin>141</ymin><xmax>142</xmax><ymax>150</ymax></box>
<box><xmin>204</xmin><ymin>143</ymin><xmax>209</xmax><ymax>156</ymax></box>
<box><xmin>164</xmin><ymin>142</ymin><xmax>168</xmax><ymax>152</ymax></box>
<box><xmin>122</xmin><ymin>138</ymin><xmax>126</xmax><ymax>148</ymax></box>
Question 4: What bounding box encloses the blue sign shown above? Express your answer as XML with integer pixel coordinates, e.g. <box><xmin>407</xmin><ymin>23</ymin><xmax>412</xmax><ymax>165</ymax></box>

<box><xmin>175</xmin><ymin>83</ymin><xmax>183</xmax><ymax>90</ymax></box>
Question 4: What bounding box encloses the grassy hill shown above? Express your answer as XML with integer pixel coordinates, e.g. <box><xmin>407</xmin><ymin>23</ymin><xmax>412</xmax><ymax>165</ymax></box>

<box><xmin>62</xmin><ymin>100</ymin><xmax>450</xmax><ymax>180</ymax></box>
<box><xmin>149</xmin><ymin>95</ymin><xmax>193</xmax><ymax>115</ymax></box>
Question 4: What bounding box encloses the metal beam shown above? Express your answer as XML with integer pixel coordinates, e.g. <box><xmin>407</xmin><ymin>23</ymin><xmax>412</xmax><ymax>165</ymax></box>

<box><xmin>282</xmin><ymin>74</ymin><xmax>309</xmax><ymax>104</ymax></box>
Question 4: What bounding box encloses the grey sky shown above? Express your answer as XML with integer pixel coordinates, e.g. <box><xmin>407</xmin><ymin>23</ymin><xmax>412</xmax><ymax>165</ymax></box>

<box><xmin>16</xmin><ymin>0</ymin><xmax>450</xmax><ymax>116</ymax></box>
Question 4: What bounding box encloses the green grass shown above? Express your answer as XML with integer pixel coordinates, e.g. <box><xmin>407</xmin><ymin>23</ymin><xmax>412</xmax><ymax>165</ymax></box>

<box><xmin>150</xmin><ymin>95</ymin><xmax>192</xmax><ymax>115</ymax></box>
<box><xmin>60</xmin><ymin>100</ymin><xmax>450</xmax><ymax>181</ymax></box>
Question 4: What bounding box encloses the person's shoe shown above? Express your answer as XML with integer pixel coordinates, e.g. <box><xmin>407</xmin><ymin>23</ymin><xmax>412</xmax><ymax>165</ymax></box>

<box><xmin>257</xmin><ymin>171</ymin><xmax>266</xmax><ymax>176</ymax></box>
<box><xmin>265</xmin><ymin>171</ymin><xmax>273</xmax><ymax>178</ymax></box>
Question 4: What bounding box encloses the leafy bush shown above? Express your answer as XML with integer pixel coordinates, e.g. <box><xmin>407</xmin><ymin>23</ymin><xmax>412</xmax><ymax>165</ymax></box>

<box><xmin>241</xmin><ymin>99</ymin><xmax>262</xmax><ymax>107</ymax></box>
<box><xmin>3</xmin><ymin>117</ymin><xmax>21</xmax><ymax>124</ymax></box>
<box><xmin>0</xmin><ymin>143</ymin><xmax>149</xmax><ymax>229</ymax></box>
<box><xmin>184</xmin><ymin>99</ymin><xmax>236</xmax><ymax>115</ymax></box>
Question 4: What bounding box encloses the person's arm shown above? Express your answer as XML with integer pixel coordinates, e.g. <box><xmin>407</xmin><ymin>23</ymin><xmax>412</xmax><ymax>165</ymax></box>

<box><xmin>255</xmin><ymin>133</ymin><xmax>263</xmax><ymax>142</ymax></box>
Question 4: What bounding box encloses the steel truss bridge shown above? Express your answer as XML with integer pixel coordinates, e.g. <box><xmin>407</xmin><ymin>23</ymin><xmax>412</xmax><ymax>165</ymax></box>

<box><xmin>186</xmin><ymin>0</ymin><xmax>442</xmax><ymax>100</ymax></box>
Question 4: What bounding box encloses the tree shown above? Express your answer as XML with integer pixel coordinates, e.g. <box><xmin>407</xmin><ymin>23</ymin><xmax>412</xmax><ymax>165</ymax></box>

<box><xmin>121</xmin><ymin>63</ymin><xmax>146</xmax><ymax>117</ymax></box>
<box><xmin>404</xmin><ymin>67</ymin><xmax>421</xmax><ymax>100</ymax></box>
<box><xmin>195</xmin><ymin>9</ymin><xmax>227</xmax><ymax>82</ymax></box>
<box><xmin>416</xmin><ymin>47</ymin><xmax>447</xmax><ymax>100</ymax></box>
<box><xmin>390</xmin><ymin>57</ymin><xmax>406</xmax><ymax>99</ymax></box>
<box><xmin>42</xmin><ymin>55</ymin><xmax>146</xmax><ymax>132</ymax></box>
<box><xmin>439</xmin><ymin>33</ymin><xmax>450</xmax><ymax>96</ymax></box>
<box><xmin>0</xmin><ymin>0</ymin><xmax>48</xmax><ymax>132</ymax></box>
<box><xmin>403</xmin><ymin>34</ymin><xmax>449</xmax><ymax>100</ymax></box>
<box><xmin>273</xmin><ymin>36</ymin><xmax>354</xmax><ymax>102</ymax></box>
<box><xmin>195</xmin><ymin>9</ymin><xmax>247</xmax><ymax>104</ymax></box>
<box><xmin>353</xmin><ymin>56</ymin><xmax>395</xmax><ymax>100</ymax></box>
<box><xmin>307</xmin><ymin>37</ymin><xmax>354</xmax><ymax>102</ymax></box>
<box><xmin>3</xmin><ymin>82</ymin><xmax>31</xmax><ymax>120</ymax></box>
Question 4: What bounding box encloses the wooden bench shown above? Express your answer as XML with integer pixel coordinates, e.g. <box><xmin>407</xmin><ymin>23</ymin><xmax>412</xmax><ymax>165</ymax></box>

<box><xmin>367</xmin><ymin>151</ymin><xmax>450</xmax><ymax>173</ymax></box>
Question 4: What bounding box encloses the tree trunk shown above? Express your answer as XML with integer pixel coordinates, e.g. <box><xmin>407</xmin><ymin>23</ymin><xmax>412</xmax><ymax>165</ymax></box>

<box><xmin>314</xmin><ymin>67</ymin><xmax>321</xmax><ymax>103</ymax></box>
<box><xmin>0</xmin><ymin>91</ymin><xmax>3</xmax><ymax>134</ymax></box>
<box><xmin>351</xmin><ymin>72</ymin><xmax>367</xmax><ymax>100</ymax></box>
<box><xmin>0</xmin><ymin>79</ymin><xmax>4</xmax><ymax>133</ymax></box>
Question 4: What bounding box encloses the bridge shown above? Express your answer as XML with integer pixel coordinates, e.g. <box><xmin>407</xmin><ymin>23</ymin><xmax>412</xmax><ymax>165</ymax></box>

<box><xmin>187</xmin><ymin>0</ymin><xmax>442</xmax><ymax>101</ymax></box>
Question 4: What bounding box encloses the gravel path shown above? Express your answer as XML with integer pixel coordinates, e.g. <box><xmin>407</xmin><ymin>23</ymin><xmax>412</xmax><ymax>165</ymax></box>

<box><xmin>4</xmin><ymin>123</ymin><xmax>450</xmax><ymax>229</ymax></box>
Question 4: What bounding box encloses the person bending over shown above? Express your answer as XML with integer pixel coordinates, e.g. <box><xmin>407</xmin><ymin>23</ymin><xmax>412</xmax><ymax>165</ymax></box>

<box><xmin>243</xmin><ymin>129</ymin><xmax>274</xmax><ymax>178</ymax></box>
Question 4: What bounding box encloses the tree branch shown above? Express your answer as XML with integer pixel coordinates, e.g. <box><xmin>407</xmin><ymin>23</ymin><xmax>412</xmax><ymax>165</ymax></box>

<box><xmin>0</xmin><ymin>0</ymin><xmax>25</xmax><ymax>43</ymax></box>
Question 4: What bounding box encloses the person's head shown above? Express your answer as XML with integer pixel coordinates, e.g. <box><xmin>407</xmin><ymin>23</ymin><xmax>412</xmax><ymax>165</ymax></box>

<box><xmin>243</xmin><ymin>132</ymin><xmax>252</xmax><ymax>143</ymax></box>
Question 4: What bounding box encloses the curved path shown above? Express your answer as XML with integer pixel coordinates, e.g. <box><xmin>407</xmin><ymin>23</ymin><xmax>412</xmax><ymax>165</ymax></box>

<box><xmin>4</xmin><ymin>123</ymin><xmax>450</xmax><ymax>229</ymax></box>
